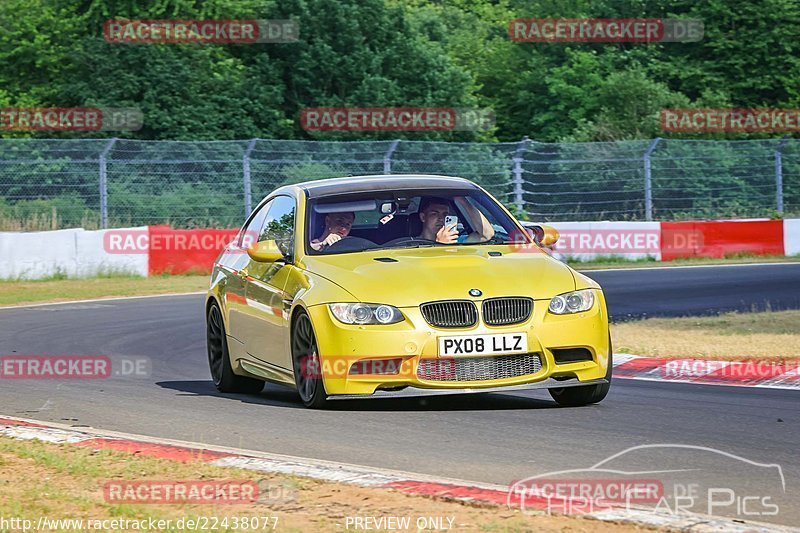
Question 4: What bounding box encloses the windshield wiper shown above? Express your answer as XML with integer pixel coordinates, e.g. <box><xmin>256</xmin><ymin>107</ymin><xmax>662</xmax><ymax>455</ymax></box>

<box><xmin>380</xmin><ymin>242</ymin><xmax>437</xmax><ymax>250</ymax></box>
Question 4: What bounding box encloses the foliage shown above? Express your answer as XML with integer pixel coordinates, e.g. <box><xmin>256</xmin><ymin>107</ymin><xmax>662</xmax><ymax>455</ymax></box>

<box><xmin>0</xmin><ymin>0</ymin><xmax>798</xmax><ymax>226</ymax></box>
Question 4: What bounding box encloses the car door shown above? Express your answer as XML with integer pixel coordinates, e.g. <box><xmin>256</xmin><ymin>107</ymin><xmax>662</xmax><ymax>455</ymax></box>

<box><xmin>224</xmin><ymin>199</ymin><xmax>272</xmax><ymax>348</ymax></box>
<box><xmin>241</xmin><ymin>195</ymin><xmax>296</xmax><ymax>370</ymax></box>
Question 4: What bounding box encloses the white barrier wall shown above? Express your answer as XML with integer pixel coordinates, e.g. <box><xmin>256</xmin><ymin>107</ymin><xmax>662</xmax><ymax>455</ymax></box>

<box><xmin>1</xmin><ymin>219</ymin><xmax>798</xmax><ymax>280</ymax></box>
<box><xmin>784</xmin><ymin>219</ymin><xmax>800</xmax><ymax>257</ymax></box>
<box><xmin>0</xmin><ymin>227</ymin><xmax>148</xmax><ymax>280</ymax></box>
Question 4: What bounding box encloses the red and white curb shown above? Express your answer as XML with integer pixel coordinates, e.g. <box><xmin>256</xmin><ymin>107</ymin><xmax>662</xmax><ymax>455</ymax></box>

<box><xmin>0</xmin><ymin>414</ymin><xmax>792</xmax><ymax>532</ymax></box>
<box><xmin>613</xmin><ymin>354</ymin><xmax>800</xmax><ymax>390</ymax></box>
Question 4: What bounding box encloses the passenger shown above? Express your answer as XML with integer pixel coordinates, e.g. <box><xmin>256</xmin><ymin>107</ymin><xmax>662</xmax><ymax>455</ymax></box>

<box><xmin>310</xmin><ymin>211</ymin><xmax>355</xmax><ymax>251</ymax></box>
<box><xmin>416</xmin><ymin>196</ymin><xmax>495</xmax><ymax>244</ymax></box>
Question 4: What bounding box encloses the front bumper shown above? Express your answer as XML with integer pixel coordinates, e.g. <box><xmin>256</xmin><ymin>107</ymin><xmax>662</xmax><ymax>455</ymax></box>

<box><xmin>306</xmin><ymin>290</ymin><xmax>610</xmax><ymax>397</ymax></box>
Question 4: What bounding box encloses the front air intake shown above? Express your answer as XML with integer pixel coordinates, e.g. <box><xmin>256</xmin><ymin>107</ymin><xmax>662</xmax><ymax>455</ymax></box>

<box><xmin>417</xmin><ymin>353</ymin><xmax>543</xmax><ymax>381</ymax></box>
<box><xmin>420</xmin><ymin>300</ymin><xmax>478</xmax><ymax>328</ymax></box>
<box><xmin>552</xmin><ymin>348</ymin><xmax>594</xmax><ymax>364</ymax></box>
<box><xmin>482</xmin><ymin>297</ymin><xmax>533</xmax><ymax>326</ymax></box>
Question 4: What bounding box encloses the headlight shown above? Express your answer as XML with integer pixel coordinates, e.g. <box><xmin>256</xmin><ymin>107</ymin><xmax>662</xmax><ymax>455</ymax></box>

<box><xmin>548</xmin><ymin>289</ymin><xmax>594</xmax><ymax>314</ymax></box>
<box><xmin>329</xmin><ymin>303</ymin><xmax>404</xmax><ymax>325</ymax></box>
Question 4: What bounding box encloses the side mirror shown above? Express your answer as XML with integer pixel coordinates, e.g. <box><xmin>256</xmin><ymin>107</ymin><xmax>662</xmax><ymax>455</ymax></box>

<box><xmin>525</xmin><ymin>224</ymin><xmax>559</xmax><ymax>246</ymax></box>
<box><xmin>525</xmin><ymin>226</ymin><xmax>544</xmax><ymax>243</ymax></box>
<box><xmin>247</xmin><ymin>240</ymin><xmax>284</xmax><ymax>263</ymax></box>
<box><xmin>539</xmin><ymin>224</ymin><xmax>559</xmax><ymax>246</ymax></box>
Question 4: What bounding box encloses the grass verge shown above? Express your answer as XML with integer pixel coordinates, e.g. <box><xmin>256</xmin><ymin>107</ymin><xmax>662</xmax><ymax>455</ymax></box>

<box><xmin>0</xmin><ymin>435</ymin><xmax>642</xmax><ymax>532</ymax></box>
<box><xmin>612</xmin><ymin>310</ymin><xmax>800</xmax><ymax>361</ymax></box>
<box><xmin>0</xmin><ymin>275</ymin><xmax>208</xmax><ymax>307</ymax></box>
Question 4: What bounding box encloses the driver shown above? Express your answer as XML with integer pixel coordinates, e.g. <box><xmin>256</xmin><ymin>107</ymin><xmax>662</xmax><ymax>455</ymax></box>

<box><xmin>417</xmin><ymin>196</ymin><xmax>495</xmax><ymax>244</ymax></box>
<box><xmin>310</xmin><ymin>211</ymin><xmax>355</xmax><ymax>251</ymax></box>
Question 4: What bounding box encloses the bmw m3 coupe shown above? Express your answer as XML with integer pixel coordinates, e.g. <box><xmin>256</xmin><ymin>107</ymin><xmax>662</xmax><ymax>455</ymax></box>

<box><xmin>206</xmin><ymin>175</ymin><xmax>611</xmax><ymax>408</ymax></box>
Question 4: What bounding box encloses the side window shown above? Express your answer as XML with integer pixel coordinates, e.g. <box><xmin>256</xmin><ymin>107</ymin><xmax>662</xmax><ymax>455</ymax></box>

<box><xmin>240</xmin><ymin>200</ymin><xmax>272</xmax><ymax>248</ymax></box>
<box><xmin>259</xmin><ymin>196</ymin><xmax>296</xmax><ymax>257</ymax></box>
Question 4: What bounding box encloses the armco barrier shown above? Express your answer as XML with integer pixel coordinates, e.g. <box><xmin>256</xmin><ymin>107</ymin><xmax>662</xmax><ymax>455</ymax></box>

<box><xmin>1</xmin><ymin>219</ymin><xmax>796</xmax><ymax>280</ymax></box>
<box><xmin>660</xmin><ymin>219</ymin><xmax>784</xmax><ymax>261</ymax></box>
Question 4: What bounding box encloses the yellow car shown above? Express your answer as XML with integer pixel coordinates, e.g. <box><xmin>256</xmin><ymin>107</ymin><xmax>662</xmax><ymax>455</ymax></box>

<box><xmin>206</xmin><ymin>175</ymin><xmax>611</xmax><ymax>408</ymax></box>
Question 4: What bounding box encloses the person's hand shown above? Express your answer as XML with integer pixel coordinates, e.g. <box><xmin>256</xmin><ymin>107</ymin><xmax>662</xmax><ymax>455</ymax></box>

<box><xmin>311</xmin><ymin>233</ymin><xmax>342</xmax><ymax>251</ymax></box>
<box><xmin>322</xmin><ymin>233</ymin><xmax>342</xmax><ymax>247</ymax></box>
<box><xmin>435</xmin><ymin>223</ymin><xmax>458</xmax><ymax>244</ymax></box>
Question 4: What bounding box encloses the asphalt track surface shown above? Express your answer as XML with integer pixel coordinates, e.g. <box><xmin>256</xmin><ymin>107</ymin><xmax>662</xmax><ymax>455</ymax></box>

<box><xmin>1</xmin><ymin>263</ymin><xmax>799</xmax><ymax>525</ymax></box>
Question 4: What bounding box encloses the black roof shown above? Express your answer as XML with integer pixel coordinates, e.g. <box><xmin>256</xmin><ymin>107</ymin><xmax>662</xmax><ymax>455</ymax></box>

<box><xmin>298</xmin><ymin>174</ymin><xmax>478</xmax><ymax>199</ymax></box>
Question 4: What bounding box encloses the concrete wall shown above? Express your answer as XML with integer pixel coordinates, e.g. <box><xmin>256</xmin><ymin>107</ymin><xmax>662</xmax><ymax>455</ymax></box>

<box><xmin>0</xmin><ymin>227</ymin><xmax>148</xmax><ymax>280</ymax></box>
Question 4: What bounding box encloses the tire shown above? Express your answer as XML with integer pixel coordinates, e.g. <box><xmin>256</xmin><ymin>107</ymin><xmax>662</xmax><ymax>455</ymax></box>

<box><xmin>549</xmin><ymin>336</ymin><xmax>612</xmax><ymax>407</ymax></box>
<box><xmin>207</xmin><ymin>302</ymin><xmax>265</xmax><ymax>394</ymax></box>
<box><xmin>291</xmin><ymin>311</ymin><xmax>329</xmax><ymax>409</ymax></box>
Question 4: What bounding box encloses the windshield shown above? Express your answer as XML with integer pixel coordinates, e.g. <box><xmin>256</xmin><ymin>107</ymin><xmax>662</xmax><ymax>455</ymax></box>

<box><xmin>306</xmin><ymin>188</ymin><xmax>528</xmax><ymax>255</ymax></box>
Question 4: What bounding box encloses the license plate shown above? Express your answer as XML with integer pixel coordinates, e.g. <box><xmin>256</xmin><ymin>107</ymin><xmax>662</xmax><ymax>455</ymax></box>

<box><xmin>438</xmin><ymin>333</ymin><xmax>527</xmax><ymax>357</ymax></box>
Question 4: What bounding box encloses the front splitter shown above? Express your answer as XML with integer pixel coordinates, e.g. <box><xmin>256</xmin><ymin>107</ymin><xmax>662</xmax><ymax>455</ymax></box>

<box><xmin>327</xmin><ymin>377</ymin><xmax>608</xmax><ymax>400</ymax></box>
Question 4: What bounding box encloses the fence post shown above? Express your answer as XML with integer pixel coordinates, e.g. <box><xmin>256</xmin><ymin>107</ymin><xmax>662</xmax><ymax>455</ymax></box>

<box><xmin>643</xmin><ymin>137</ymin><xmax>661</xmax><ymax>222</ymax></box>
<box><xmin>775</xmin><ymin>136</ymin><xmax>789</xmax><ymax>215</ymax></box>
<box><xmin>98</xmin><ymin>138</ymin><xmax>118</xmax><ymax>229</ymax></box>
<box><xmin>383</xmin><ymin>140</ymin><xmax>400</xmax><ymax>174</ymax></box>
<box><xmin>243</xmin><ymin>139</ymin><xmax>257</xmax><ymax>218</ymax></box>
<box><xmin>512</xmin><ymin>136</ymin><xmax>529</xmax><ymax>215</ymax></box>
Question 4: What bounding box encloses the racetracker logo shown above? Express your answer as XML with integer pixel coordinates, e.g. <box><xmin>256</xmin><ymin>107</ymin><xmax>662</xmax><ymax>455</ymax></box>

<box><xmin>103</xmin><ymin>228</ymin><xmax>244</xmax><ymax>254</ymax></box>
<box><xmin>0</xmin><ymin>108</ymin><xmax>142</xmax><ymax>132</ymax></box>
<box><xmin>300</xmin><ymin>107</ymin><xmax>495</xmax><ymax>132</ymax></box>
<box><xmin>661</xmin><ymin>360</ymin><xmax>800</xmax><ymax>381</ymax></box>
<box><xmin>103</xmin><ymin>480</ymin><xmax>260</xmax><ymax>504</ymax></box>
<box><xmin>0</xmin><ymin>355</ymin><xmax>151</xmax><ymax>379</ymax></box>
<box><xmin>103</xmin><ymin>19</ymin><xmax>298</xmax><ymax>44</ymax></box>
<box><xmin>509</xmin><ymin>18</ymin><xmax>703</xmax><ymax>43</ymax></box>
<box><xmin>299</xmin><ymin>355</ymin><xmax>458</xmax><ymax>381</ymax></box>
<box><xmin>554</xmin><ymin>229</ymin><xmax>661</xmax><ymax>254</ymax></box>
<box><xmin>661</xmin><ymin>108</ymin><xmax>800</xmax><ymax>133</ymax></box>
<box><xmin>509</xmin><ymin>228</ymin><xmax>703</xmax><ymax>255</ymax></box>
<box><xmin>509</xmin><ymin>478</ymin><xmax>664</xmax><ymax>514</ymax></box>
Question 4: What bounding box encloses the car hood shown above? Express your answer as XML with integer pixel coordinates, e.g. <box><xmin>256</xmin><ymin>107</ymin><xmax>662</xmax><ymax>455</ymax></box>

<box><xmin>300</xmin><ymin>246</ymin><xmax>576</xmax><ymax>307</ymax></box>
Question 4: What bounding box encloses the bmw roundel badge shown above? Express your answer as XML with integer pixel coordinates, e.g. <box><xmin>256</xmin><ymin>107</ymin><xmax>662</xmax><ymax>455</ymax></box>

<box><xmin>469</xmin><ymin>288</ymin><xmax>482</xmax><ymax>297</ymax></box>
